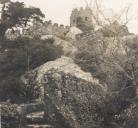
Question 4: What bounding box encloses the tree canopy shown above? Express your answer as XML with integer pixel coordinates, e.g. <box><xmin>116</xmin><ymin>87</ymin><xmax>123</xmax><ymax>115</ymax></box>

<box><xmin>0</xmin><ymin>0</ymin><xmax>45</xmax><ymax>39</ymax></box>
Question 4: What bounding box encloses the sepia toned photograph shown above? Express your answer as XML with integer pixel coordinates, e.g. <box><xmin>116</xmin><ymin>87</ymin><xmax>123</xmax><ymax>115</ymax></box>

<box><xmin>0</xmin><ymin>0</ymin><xmax>137</xmax><ymax>128</ymax></box>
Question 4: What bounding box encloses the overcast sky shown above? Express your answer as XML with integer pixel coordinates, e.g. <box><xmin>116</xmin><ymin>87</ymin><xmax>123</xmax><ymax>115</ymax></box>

<box><xmin>12</xmin><ymin>0</ymin><xmax>138</xmax><ymax>34</ymax></box>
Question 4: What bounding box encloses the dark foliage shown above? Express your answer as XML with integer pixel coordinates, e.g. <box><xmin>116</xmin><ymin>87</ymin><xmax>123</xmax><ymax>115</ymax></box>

<box><xmin>1</xmin><ymin>102</ymin><xmax>20</xmax><ymax>128</ymax></box>
<box><xmin>0</xmin><ymin>37</ymin><xmax>62</xmax><ymax>103</ymax></box>
<box><xmin>74</xmin><ymin>33</ymin><xmax>138</xmax><ymax>128</ymax></box>
<box><xmin>0</xmin><ymin>0</ymin><xmax>44</xmax><ymax>39</ymax></box>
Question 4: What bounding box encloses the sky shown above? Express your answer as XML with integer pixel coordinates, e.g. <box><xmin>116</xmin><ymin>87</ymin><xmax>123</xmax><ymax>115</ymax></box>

<box><xmin>12</xmin><ymin>0</ymin><xmax>138</xmax><ymax>34</ymax></box>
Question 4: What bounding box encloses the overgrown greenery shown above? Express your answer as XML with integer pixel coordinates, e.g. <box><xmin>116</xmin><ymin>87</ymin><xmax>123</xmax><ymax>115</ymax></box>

<box><xmin>74</xmin><ymin>31</ymin><xmax>138</xmax><ymax>128</ymax></box>
<box><xmin>1</xmin><ymin>102</ymin><xmax>20</xmax><ymax>128</ymax></box>
<box><xmin>0</xmin><ymin>0</ymin><xmax>44</xmax><ymax>40</ymax></box>
<box><xmin>0</xmin><ymin>0</ymin><xmax>137</xmax><ymax>128</ymax></box>
<box><xmin>0</xmin><ymin>37</ymin><xmax>62</xmax><ymax>103</ymax></box>
<box><xmin>0</xmin><ymin>0</ymin><xmax>63</xmax><ymax>103</ymax></box>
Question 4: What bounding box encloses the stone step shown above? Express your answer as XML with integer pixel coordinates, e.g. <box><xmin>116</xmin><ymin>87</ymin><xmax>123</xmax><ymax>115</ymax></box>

<box><xmin>27</xmin><ymin>124</ymin><xmax>53</xmax><ymax>128</ymax></box>
<box><xmin>26</xmin><ymin>111</ymin><xmax>44</xmax><ymax>119</ymax></box>
<box><xmin>26</xmin><ymin>111</ymin><xmax>46</xmax><ymax>124</ymax></box>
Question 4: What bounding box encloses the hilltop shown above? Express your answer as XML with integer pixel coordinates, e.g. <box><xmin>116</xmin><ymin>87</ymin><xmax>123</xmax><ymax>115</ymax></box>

<box><xmin>0</xmin><ymin>1</ymin><xmax>137</xmax><ymax>128</ymax></box>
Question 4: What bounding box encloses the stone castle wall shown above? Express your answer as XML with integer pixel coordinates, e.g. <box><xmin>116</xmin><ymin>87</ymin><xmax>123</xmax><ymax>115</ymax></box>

<box><xmin>27</xmin><ymin>21</ymin><xmax>70</xmax><ymax>38</ymax></box>
<box><xmin>6</xmin><ymin>21</ymin><xmax>70</xmax><ymax>40</ymax></box>
<box><xmin>6</xmin><ymin>7</ymin><xmax>94</xmax><ymax>40</ymax></box>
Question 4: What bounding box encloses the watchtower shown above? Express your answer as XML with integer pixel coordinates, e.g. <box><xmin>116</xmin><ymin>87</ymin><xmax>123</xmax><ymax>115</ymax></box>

<box><xmin>70</xmin><ymin>0</ymin><xmax>94</xmax><ymax>31</ymax></box>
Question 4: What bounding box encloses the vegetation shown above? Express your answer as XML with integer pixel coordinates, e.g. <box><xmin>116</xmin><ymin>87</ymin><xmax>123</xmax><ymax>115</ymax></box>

<box><xmin>1</xmin><ymin>102</ymin><xmax>20</xmax><ymax>128</ymax></box>
<box><xmin>74</xmin><ymin>3</ymin><xmax>138</xmax><ymax>127</ymax></box>
<box><xmin>0</xmin><ymin>0</ymin><xmax>137</xmax><ymax>128</ymax></box>
<box><xmin>74</xmin><ymin>26</ymin><xmax>138</xmax><ymax>128</ymax></box>
<box><xmin>0</xmin><ymin>37</ymin><xmax>62</xmax><ymax>103</ymax></box>
<box><xmin>0</xmin><ymin>0</ymin><xmax>44</xmax><ymax>41</ymax></box>
<box><xmin>0</xmin><ymin>0</ymin><xmax>63</xmax><ymax>103</ymax></box>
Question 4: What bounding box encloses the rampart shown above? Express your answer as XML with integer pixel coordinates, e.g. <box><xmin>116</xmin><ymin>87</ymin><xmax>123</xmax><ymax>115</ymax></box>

<box><xmin>27</xmin><ymin>20</ymin><xmax>70</xmax><ymax>38</ymax></box>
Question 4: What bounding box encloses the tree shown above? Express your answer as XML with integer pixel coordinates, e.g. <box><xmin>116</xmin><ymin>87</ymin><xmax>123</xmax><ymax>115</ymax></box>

<box><xmin>74</xmin><ymin>1</ymin><xmax>137</xmax><ymax>127</ymax></box>
<box><xmin>0</xmin><ymin>0</ymin><xmax>45</xmax><ymax>40</ymax></box>
<box><xmin>98</xmin><ymin>20</ymin><xmax>130</xmax><ymax>37</ymax></box>
<box><xmin>75</xmin><ymin>29</ymin><xmax>138</xmax><ymax>128</ymax></box>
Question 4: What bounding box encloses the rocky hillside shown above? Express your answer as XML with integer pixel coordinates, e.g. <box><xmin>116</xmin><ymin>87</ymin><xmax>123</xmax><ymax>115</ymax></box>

<box><xmin>22</xmin><ymin>56</ymin><xmax>107</xmax><ymax>128</ymax></box>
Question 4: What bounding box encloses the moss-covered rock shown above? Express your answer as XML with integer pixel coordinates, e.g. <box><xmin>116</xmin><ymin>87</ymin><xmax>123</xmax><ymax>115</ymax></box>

<box><xmin>23</xmin><ymin>56</ymin><xmax>106</xmax><ymax>128</ymax></box>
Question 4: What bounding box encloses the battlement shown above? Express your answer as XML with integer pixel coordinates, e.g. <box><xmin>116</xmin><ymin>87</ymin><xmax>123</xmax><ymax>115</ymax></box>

<box><xmin>43</xmin><ymin>20</ymin><xmax>70</xmax><ymax>30</ymax></box>
<box><xmin>27</xmin><ymin>20</ymin><xmax>70</xmax><ymax>38</ymax></box>
<box><xmin>71</xmin><ymin>7</ymin><xmax>91</xmax><ymax>14</ymax></box>
<box><xmin>6</xmin><ymin>6</ymin><xmax>94</xmax><ymax>40</ymax></box>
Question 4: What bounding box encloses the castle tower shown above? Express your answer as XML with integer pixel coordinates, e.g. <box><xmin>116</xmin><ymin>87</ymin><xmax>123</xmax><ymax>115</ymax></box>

<box><xmin>70</xmin><ymin>7</ymin><xmax>94</xmax><ymax>32</ymax></box>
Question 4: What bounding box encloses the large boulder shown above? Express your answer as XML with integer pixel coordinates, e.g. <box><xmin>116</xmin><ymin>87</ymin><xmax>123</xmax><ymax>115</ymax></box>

<box><xmin>22</xmin><ymin>56</ymin><xmax>106</xmax><ymax>128</ymax></box>
<box><xmin>66</xmin><ymin>27</ymin><xmax>83</xmax><ymax>40</ymax></box>
<box><xmin>41</xmin><ymin>35</ymin><xmax>77</xmax><ymax>57</ymax></box>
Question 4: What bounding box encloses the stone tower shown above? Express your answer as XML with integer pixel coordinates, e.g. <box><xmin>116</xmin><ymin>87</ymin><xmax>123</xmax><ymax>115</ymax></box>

<box><xmin>70</xmin><ymin>7</ymin><xmax>94</xmax><ymax>32</ymax></box>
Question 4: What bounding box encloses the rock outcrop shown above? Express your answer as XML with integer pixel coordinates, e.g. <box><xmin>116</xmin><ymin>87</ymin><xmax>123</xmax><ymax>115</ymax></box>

<box><xmin>22</xmin><ymin>56</ymin><xmax>106</xmax><ymax>128</ymax></box>
<box><xmin>66</xmin><ymin>27</ymin><xmax>82</xmax><ymax>40</ymax></box>
<box><xmin>41</xmin><ymin>35</ymin><xmax>77</xmax><ymax>57</ymax></box>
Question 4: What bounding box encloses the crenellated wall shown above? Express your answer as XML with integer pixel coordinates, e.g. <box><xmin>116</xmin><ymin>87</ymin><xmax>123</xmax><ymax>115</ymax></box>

<box><xmin>26</xmin><ymin>20</ymin><xmax>70</xmax><ymax>38</ymax></box>
<box><xmin>6</xmin><ymin>7</ymin><xmax>94</xmax><ymax>40</ymax></box>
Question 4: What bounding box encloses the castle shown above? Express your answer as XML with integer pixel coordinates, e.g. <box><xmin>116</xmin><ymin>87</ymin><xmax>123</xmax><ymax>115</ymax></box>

<box><xmin>26</xmin><ymin>6</ymin><xmax>94</xmax><ymax>38</ymax></box>
<box><xmin>70</xmin><ymin>7</ymin><xmax>94</xmax><ymax>32</ymax></box>
<box><xmin>6</xmin><ymin>6</ymin><xmax>94</xmax><ymax>40</ymax></box>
